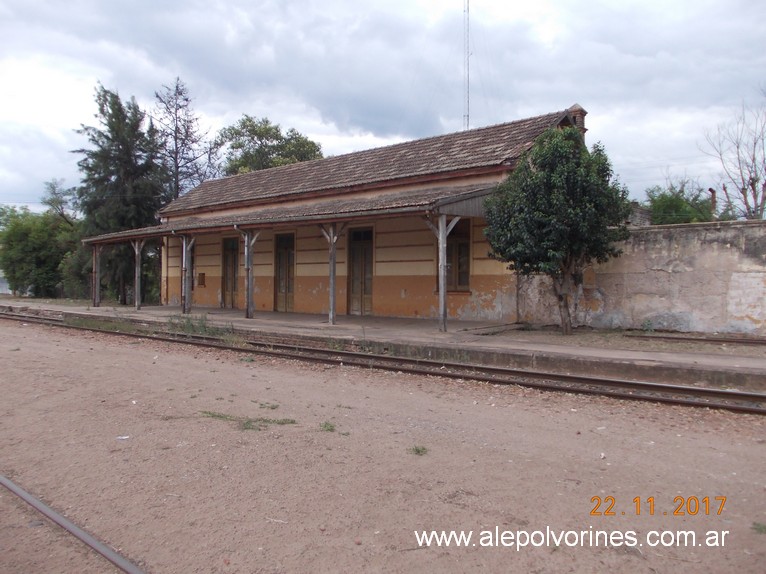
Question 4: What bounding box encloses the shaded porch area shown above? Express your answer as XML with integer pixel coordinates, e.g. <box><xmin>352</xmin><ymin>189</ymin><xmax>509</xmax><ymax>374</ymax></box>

<box><xmin>82</xmin><ymin>184</ymin><xmax>496</xmax><ymax>332</ymax></box>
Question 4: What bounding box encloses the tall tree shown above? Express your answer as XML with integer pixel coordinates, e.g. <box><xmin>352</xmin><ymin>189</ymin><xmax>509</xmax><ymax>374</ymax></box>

<box><xmin>153</xmin><ymin>78</ymin><xmax>217</xmax><ymax>198</ymax></box>
<box><xmin>704</xmin><ymin>95</ymin><xmax>766</xmax><ymax>219</ymax></box>
<box><xmin>75</xmin><ymin>84</ymin><xmax>169</xmax><ymax>303</ymax></box>
<box><xmin>644</xmin><ymin>177</ymin><xmax>716</xmax><ymax>224</ymax></box>
<box><xmin>217</xmin><ymin>115</ymin><xmax>322</xmax><ymax>175</ymax></box>
<box><xmin>485</xmin><ymin>127</ymin><xmax>631</xmax><ymax>335</ymax></box>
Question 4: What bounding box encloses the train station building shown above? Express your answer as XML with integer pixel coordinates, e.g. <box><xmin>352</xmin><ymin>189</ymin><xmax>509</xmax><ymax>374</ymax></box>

<box><xmin>84</xmin><ymin>105</ymin><xmax>589</xmax><ymax>330</ymax></box>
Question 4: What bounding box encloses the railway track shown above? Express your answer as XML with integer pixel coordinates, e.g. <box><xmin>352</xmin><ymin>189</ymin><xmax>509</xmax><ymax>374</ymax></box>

<box><xmin>624</xmin><ymin>331</ymin><xmax>766</xmax><ymax>346</ymax></box>
<box><xmin>2</xmin><ymin>310</ymin><xmax>765</xmax><ymax>415</ymax></box>
<box><xmin>247</xmin><ymin>340</ymin><xmax>766</xmax><ymax>415</ymax></box>
<box><xmin>0</xmin><ymin>474</ymin><xmax>145</xmax><ymax>574</ymax></box>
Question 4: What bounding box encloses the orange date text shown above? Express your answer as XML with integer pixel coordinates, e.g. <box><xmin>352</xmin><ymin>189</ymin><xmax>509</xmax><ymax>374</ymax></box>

<box><xmin>590</xmin><ymin>496</ymin><xmax>727</xmax><ymax>517</ymax></box>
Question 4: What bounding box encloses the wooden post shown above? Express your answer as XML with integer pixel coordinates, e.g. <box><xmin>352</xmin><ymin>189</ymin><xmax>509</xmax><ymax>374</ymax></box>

<box><xmin>131</xmin><ymin>239</ymin><xmax>146</xmax><ymax>311</ymax></box>
<box><xmin>437</xmin><ymin>214</ymin><xmax>447</xmax><ymax>332</ymax></box>
<box><xmin>181</xmin><ymin>235</ymin><xmax>195</xmax><ymax>314</ymax></box>
<box><xmin>162</xmin><ymin>238</ymin><xmax>168</xmax><ymax>306</ymax></box>
<box><xmin>243</xmin><ymin>230</ymin><xmax>253</xmax><ymax>319</ymax></box>
<box><xmin>320</xmin><ymin>223</ymin><xmax>346</xmax><ymax>325</ymax></box>
<box><xmin>237</xmin><ymin>228</ymin><xmax>260</xmax><ymax>319</ymax></box>
<box><xmin>180</xmin><ymin>236</ymin><xmax>186</xmax><ymax>313</ymax></box>
<box><xmin>424</xmin><ymin>214</ymin><xmax>460</xmax><ymax>332</ymax></box>
<box><xmin>91</xmin><ymin>245</ymin><xmax>102</xmax><ymax>308</ymax></box>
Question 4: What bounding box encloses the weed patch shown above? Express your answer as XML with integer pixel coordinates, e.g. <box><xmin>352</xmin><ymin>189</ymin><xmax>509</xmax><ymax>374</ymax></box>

<box><xmin>201</xmin><ymin>410</ymin><xmax>238</xmax><ymax>422</ymax></box>
<box><xmin>201</xmin><ymin>410</ymin><xmax>296</xmax><ymax>431</ymax></box>
<box><xmin>167</xmin><ymin>314</ymin><xmax>235</xmax><ymax>338</ymax></box>
<box><xmin>242</xmin><ymin>417</ymin><xmax>297</xmax><ymax>431</ymax></box>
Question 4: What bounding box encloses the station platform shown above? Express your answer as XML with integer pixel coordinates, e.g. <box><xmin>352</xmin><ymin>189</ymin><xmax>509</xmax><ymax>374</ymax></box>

<box><xmin>2</xmin><ymin>298</ymin><xmax>765</xmax><ymax>390</ymax></box>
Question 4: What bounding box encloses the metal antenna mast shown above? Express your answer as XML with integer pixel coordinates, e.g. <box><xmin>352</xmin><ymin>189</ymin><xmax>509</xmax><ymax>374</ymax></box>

<box><xmin>463</xmin><ymin>0</ymin><xmax>470</xmax><ymax>130</ymax></box>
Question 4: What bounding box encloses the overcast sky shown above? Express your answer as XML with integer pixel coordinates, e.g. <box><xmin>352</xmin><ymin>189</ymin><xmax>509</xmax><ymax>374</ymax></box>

<box><xmin>1</xmin><ymin>0</ymin><xmax>764</xmax><ymax>211</ymax></box>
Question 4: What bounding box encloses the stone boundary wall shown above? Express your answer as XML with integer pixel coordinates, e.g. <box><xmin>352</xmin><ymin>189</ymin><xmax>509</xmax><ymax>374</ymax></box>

<box><xmin>518</xmin><ymin>220</ymin><xmax>766</xmax><ymax>334</ymax></box>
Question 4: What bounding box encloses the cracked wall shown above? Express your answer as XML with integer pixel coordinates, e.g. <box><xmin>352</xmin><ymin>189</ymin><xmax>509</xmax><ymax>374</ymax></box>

<box><xmin>519</xmin><ymin>221</ymin><xmax>766</xmax><ymax>334</ymax></box>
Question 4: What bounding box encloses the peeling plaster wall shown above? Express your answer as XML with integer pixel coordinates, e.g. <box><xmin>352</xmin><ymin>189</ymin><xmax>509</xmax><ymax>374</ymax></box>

<box><xmin>453</xmin><ymin>220</ymin><xmax>518</xmax><ymax>322</ymax></box>
<box><xmin>519</xmin><ymin>221</ymin><xmax>766</xmax><ymax>334</ymax></box>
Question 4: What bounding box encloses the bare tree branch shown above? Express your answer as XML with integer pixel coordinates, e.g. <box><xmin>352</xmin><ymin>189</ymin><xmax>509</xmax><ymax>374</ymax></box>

<box><xmin>704</xmin><ymin>97</ymin><xmax>766</xmax><ymax>219</ymax></box>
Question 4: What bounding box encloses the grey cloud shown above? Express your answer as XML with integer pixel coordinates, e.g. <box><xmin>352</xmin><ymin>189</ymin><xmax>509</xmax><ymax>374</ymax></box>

<box><xmin>1</xmin><ymin>0</ymin><xmax>765</xmax><ymax>207</ymax></box>
<box><xmin>0</xmin><ymin>126</ymin><xmax>83</xmax><ymax>203</ymax></box>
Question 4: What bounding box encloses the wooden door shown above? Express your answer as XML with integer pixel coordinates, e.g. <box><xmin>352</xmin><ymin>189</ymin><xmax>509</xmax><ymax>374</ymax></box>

<box><xmin>222</xmin><ymin>238</ymin><xmax>239</xmax><ymax>308</ymax></box>
<box><xmin>348</xmin><ymin>228</ymin><xmax>373</xmax><ymax>315</ymax></box>
<box><xmin>275</xmin><ymin>234</ymin><xmax>295</xmax><ymax>312</ymax></box>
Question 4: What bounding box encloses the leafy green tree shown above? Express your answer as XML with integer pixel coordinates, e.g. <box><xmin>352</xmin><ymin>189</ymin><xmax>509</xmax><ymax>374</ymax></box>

<box><xmin>485</xmin><ymin>127</ymin><xmax>631</xmax><ymax>335</ymax></box>
<box><xmin>0</xmin><ymin>207</ymin><xmax>73</xmax><ymax>297</ymax></box>
<box><xmin>644</xmin><ymin>178</ymin><xmax>715</xmax><ymax>224</ymax></box>
<box><xmin>37</xmin><ymin>179</ymin><xmax>94</xmax><ymax>298</ymax></box>
<box><xmin>153</xmin><ymin>77</ymin><xmax>217</xmax><ymax>198</ymax></box>
<box><xmin>58</xmin><ymin>243</ymin><xmax>91</xmax><ymax>299</ymax></box>
<box><xmin>74</xmin><ymin>84</ymin><xmax>169</xmax><ymax>304</ymax></box>
<box><xmin>217</xmin><ymin>115</ymin><xmax>322</xmax><ymax>175</ymax></box>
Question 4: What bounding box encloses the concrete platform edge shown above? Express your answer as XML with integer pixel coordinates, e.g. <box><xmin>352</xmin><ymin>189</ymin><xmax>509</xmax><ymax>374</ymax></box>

<box><xmin>3</xmin><ymin>305</ymin><xmax>762</xmax><ymax>391</ymax></box>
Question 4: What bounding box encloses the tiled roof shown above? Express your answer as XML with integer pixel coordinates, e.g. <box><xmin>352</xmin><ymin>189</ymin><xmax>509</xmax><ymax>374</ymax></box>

<box><xmin>161</xmin><ymin>107</ymin><xmax>576</xmax><ymax>215</ymax></box>
<box><xmin>84</xmin><ymin>184</ymin><xmax>492</xmax><ymax>245</ymax></box>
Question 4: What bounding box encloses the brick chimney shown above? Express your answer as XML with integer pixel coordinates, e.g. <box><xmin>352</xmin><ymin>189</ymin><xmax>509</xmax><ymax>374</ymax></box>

<box><xmin>568</xmin><ymin>103</ymin><xmax>588</xmax><ymax>135</ymax></box>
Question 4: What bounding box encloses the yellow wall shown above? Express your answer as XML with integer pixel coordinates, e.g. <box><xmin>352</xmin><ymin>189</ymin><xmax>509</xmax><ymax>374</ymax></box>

<box><xmin>370</xmin><ymin>217</ymin><xmax>516</xmax><ymax>320</ymax></box>
<box><xmin>371</xmin><ymin>218</ymin><xmax>434</xmax><ymax>316</ymax></box>
<box><xmin>161</xmin><ymin>216</ymin><xmax>517</xmax><ymax>322</ymax></box>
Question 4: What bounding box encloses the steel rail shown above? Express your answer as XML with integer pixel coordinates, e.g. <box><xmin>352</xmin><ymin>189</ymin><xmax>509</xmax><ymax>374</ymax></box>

<box><xmin>241</xmin><ymin>340</ymin><xmax>766</xmax><ymax>414</ymax></box>
<box><xmin>2</xmin><ymin>311</ymin><xmax>765</xmax><ymax>414</ymax></box>
<box><xmin>0</xmin><ymin>474</ymin><xmax>146</xmax><ymax>574</ymax></box>
<box><xmin>625</xmin><ymin>332</ymin><xmax>766</xmax><ymax>346</ymax></box>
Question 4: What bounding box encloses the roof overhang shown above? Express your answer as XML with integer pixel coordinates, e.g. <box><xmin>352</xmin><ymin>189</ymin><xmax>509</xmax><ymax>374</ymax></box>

<box><xmin>82</xmin><ymin>184</ymin><xmax>496</xmax><ymax>246</ymax></box>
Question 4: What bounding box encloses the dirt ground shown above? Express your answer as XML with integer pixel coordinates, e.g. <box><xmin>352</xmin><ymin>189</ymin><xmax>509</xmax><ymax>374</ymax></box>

<box><xmin>1</xmin><ymin>319</ymin><xmax>764</xmax><ymax>574</ymax></box>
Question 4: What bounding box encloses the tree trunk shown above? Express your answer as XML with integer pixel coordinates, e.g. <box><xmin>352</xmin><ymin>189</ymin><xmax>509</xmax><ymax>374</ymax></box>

<box><xmin>119</xmin><ymin>275</ymin><xmax>127</xmax><ymax>306</ymax></box>
<box><xmin>555</xmin><ymin>288</ymin><xmax>573</xmax><ymax>335</ymax></box>
<box><xmin>552</xmin><ymin>262</ymin><xmax>576</xmax><ymax>335</ymax></box>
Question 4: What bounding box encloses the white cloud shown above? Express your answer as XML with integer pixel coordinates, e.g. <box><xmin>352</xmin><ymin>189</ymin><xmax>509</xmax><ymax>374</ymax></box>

<box><xmin>0</xmin><ymin>57</ymin><xmax>98</xmax><ymax>132</ymax></box>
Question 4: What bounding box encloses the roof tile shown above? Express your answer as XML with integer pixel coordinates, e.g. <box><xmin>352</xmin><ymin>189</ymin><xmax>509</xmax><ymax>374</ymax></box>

<box><xmin>162</xmin><ymin>108</ymin><xmax>573</xmax><ymax>215</ymax></box>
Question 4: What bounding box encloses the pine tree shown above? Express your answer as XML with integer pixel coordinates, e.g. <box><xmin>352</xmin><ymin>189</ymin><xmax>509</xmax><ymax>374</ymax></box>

<box><xmin>75</xmin><ymin>84</ymin><xmax>169</xmax><ymax>304</ymax></box>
